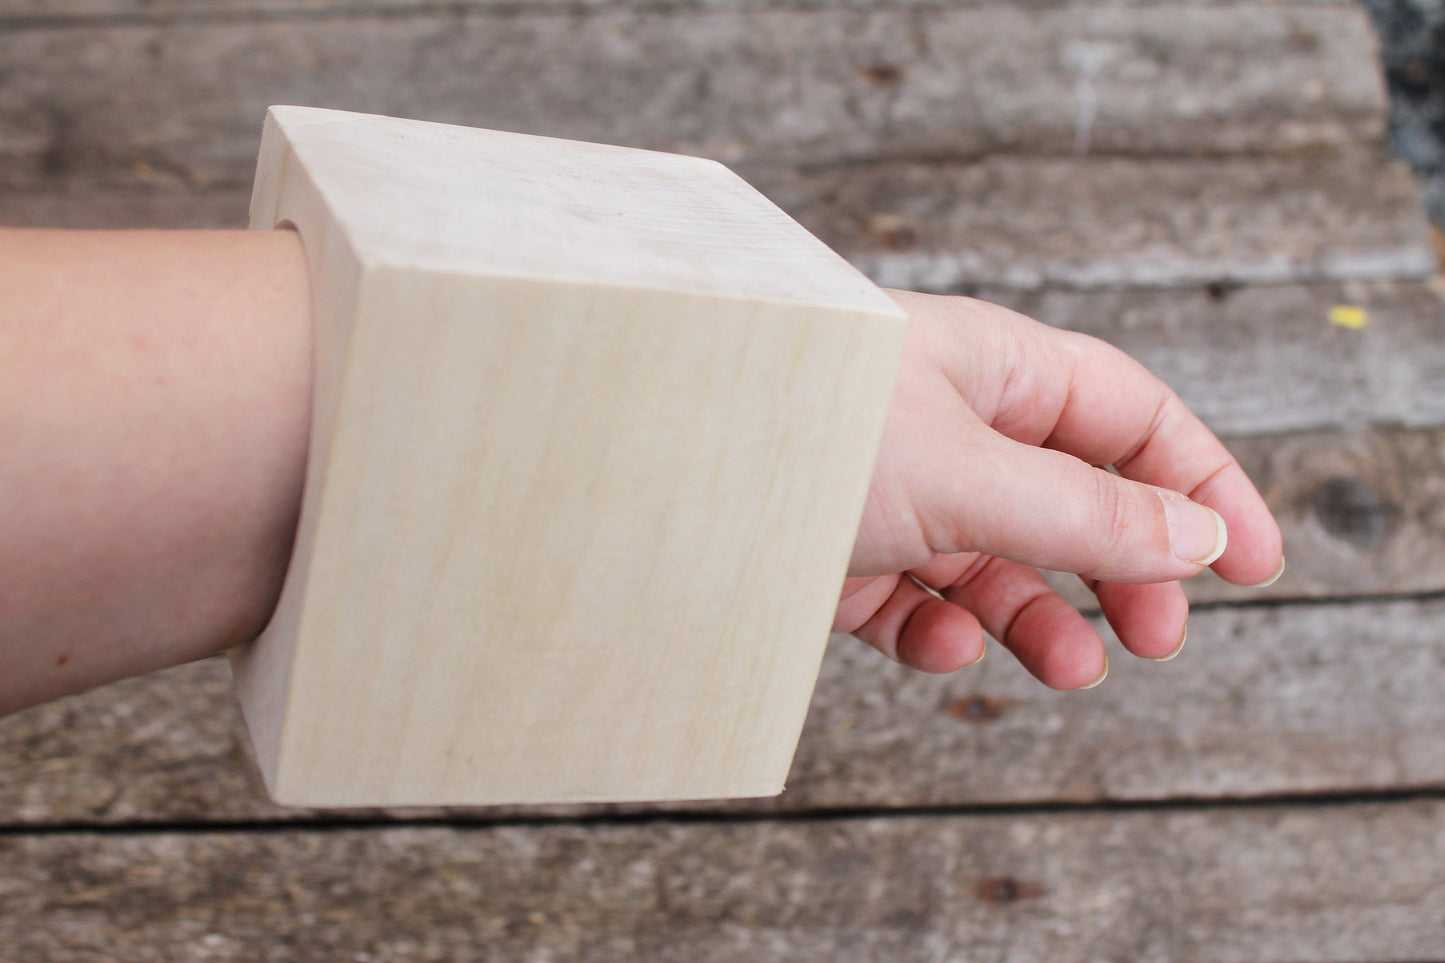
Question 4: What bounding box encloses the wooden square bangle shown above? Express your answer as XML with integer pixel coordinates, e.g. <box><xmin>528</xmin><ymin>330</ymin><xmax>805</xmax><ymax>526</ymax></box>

<box><xmin>231</xmin><ymin>105</ymin><xmax>907</xmax><ymax>806</ymax></box>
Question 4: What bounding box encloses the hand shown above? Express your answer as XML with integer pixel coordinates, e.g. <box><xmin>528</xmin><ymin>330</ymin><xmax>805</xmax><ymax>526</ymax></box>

<box><xmin>835</xmin><ymin>290</ymin><xmax>1284</xmax><ymax>690</ymax></box>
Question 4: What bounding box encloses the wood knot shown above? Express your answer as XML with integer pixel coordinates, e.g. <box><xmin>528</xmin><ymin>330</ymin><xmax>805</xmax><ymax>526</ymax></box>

<box><xmin>867</xmin><ymin>214</ymin><xmax>920</xmax><ymax>251</ymax></box>
<box><xmin>1204</xmin><ymin>279</ymin><xmax>1236</xmax><ymax>302</ymax></box>
<box><xmin>973</xmin><ymin>876</ymin><xmax>1044</xmax><ymax>904</ymax></box>
<box><xmin>1310</xmin><ymin>476</ymin><xmax>1400</xmax><ymax>549</ymax></box>
<box><xmin>946</xmin><ymin>694</ymin><xmax>1009</xmax><ymax>723</ymax></box>
<box><xmin>860</xmin><ymin>63</ymin><xmax>903</xmax><ymax>86</ymax></box>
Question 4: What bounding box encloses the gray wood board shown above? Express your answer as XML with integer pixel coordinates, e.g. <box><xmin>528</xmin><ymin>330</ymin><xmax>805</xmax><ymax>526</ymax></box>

<box><xmin>5</xmin><ymin>592</ymin><xmax>1445</xmax><ymax>823</ymax></box>
<box><xmin>5</xmin><ymin>153</ymin><xmax>1436</xmax><ymax>292</ymax></box>
<box><xmin>0</xmin><ymin>4</ymin><xmax>1384</xmax><ymax>192</ymax></box>
<box><xmin>759</xmin><ymin>153</ymin><xmax>1437</xmax><ymax>291</ymax></box>
<box><xmin>797</xmin><ymin>596</ymin><xmax>1445</xmax><ymax>809</ymax></box>
<box><xmin>0</xmin><ymin>188</ymin><xmax>250</xmax><ymax>229</ymax></box>
<box><xmin>3</xmin><ymin>174</ymin><xmax>1439</xmax><ymax>433</ymax></box>
<box><xmin>991</xmin><ymin>279</ymin><xmax>1445</xmax><ymax>435</ymax></box>
<box><xmin>1041</xmin><ymin>424</ymin><xmax>1445</xmax><ymax>609</ymax></box>
<box><xmin>1153</xmin><ymin>425</ymin><xmax>1445</xmax><ymax>605</ymax></box>
<box><xmin>0</xmin><ymin>0</ymin><xmax>1363</xmax><ymax>20</ymax></box>
<box><xmin>3</xmin><ymin>801</ymin><xmax>1443</xmax><ymax>962</ymax></box>
<box><xmin>1228</xmin><ymin>426</ymin><xmax>1445</xmax><ymax>598</ymax></box>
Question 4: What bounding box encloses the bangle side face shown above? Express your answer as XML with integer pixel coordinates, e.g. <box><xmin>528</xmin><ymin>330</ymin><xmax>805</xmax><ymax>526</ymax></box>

<box><xmin>232</xmin><ymin>105</ymin><xmax>907</xmax><ymax>808</ymax></box>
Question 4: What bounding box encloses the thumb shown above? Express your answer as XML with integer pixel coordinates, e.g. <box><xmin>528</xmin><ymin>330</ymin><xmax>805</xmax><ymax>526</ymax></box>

<box><xmin>930</xmin><ymin>434</ymin><xmax>1227</xmax><ymax>584</ymax></box>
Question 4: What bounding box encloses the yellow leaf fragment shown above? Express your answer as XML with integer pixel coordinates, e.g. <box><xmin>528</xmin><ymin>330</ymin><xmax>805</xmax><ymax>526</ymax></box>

<box><xmin>1329</xmin><ymin>305</ymin><xmax>1368</xmax><ymax>330</ymax></box>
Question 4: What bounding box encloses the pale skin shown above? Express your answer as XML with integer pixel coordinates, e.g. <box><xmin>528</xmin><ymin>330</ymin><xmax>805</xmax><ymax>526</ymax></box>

<box><xmin>838</xmin><ymin>290</ymin><xmax>1283</xmax><ymax>690</ymax></box>
<box><xmin>0</xmin><ymin>228</ymin><xmax>1283</xmax><ymax>716</ymax></box>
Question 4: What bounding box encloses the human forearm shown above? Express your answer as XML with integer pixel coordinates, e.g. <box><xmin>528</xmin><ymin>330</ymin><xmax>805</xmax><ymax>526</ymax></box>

<box><xmin>0</xmin><ymin>228</ymin><xmax>311</xmax><ymax>715</ymax></box>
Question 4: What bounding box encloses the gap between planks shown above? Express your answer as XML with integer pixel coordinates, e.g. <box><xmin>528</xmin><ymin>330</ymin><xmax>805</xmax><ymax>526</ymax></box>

<box><xmin>4</xmin><ymin>784</ymin><xmax>1445</xmax><ymax>839</ymax></box>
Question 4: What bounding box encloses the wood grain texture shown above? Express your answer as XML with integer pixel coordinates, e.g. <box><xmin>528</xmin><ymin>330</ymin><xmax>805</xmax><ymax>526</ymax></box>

<box><xmin>765</xmin><ymin>152</ymin><xmax>1437</xmax><ymax>291</ymax></box>
<box><xmin>0</xmin><ymin>659</ymin><xmax>265</xmax><ymax>825</ymax></box>
<box><xmin>795</xmin><ymin>597</ymin><xmax>1445</xmax><ymax>808</ymax></box>
<box><xmin>236</xmin><ymin>106</ymin><xmax>905</xmax><ymax>805</ymax></box>
<box><xmin>4</xmin><ymin>801</ymin><xmax>1443</xmax><ymax>962</ymax></box>
<box><xmin>0</xmin><ymin>4</ymin><xmax>1383</xmax><ymax>194</ymax></box>
<box><xmin>0</xmin><ymin>188</ymin><xmax>250</xmax><ymax>229</ymax></box>
<box><xmin>1047</xmin><ymin>427</ymin><xmax>1445</xmax><ymax>609</ymax></box>
<box><xmin>989</xmin><ymin>279</ymin><xmax>1445</xmax><ymax>435</ymax></box>
<box><xmin>1198</xmin><ymin>426</ymin><xmax>1445</xmax><ymax>603</ymax></box>
<box><xmin>0</xmin><ymin>0</ymin><xmax>1362</xmax><ymax>21</ymax></box>
<box><xmin>8</xmin><ymin>591</ymin><xmax>1445</xmax><ymax>824</ymax></box>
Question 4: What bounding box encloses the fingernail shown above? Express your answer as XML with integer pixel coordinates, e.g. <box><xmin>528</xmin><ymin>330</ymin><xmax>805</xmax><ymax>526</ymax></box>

<box><xmin>1151</xmin><ymin>625</ymin><xmax>1187</xmax><ymax>662</ymax></box>
<box><xmin>1078</xmin><ymin>656</ymin><xmax>1108</xmax><ymax>690</ymax></box>
<box><xmin>1247</xmin><ymin>556</ymin><xmax>1286</xmax><ymax>589</ymax></box>
<box><xmin>1160</xmin><ymin>494</ymin><xmax>1228</xmax><ymax>566</ymax></box>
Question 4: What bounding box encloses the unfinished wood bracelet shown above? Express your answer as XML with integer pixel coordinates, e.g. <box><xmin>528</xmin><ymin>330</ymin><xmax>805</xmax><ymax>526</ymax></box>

<box><xmin>232</xmin><ymin>105</ymin><xmax>907</xmax><ymax>807</ymax></box>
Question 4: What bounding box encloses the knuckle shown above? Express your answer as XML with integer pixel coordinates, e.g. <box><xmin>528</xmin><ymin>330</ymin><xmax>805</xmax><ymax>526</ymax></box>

<box><xmin>1089</xmin><ymin>472</ymin><xmax>1146</xmax><ymax>565</ymax></box>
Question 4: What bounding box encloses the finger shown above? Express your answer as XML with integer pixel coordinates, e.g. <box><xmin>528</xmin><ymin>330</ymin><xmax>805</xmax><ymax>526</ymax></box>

<box><xmin>1085</xmin><ymin>578</ymin><xmax>1190</xmax><ymax>661</ymax></box>
<box><xmin>921</xmin><ymin>428</ymin><xmax>1229</xmax><ymax>584</ymax></box>
<box><xmin>1171</xmin><ymin>457</ymin><xmax>1283</xmax><ymax>586</ymax></box>
<box><xmin>843</xmin><ymin>574</ymin><xmax>986</xmax><ymax>674</ymax></box>
<box><xmin>1043</xmin><ymin>331</ymin><xmax>1283</xmax><ymax>586</ymax></box>
<box><xmin>925</xmin><ymin>556</ymin><xmax>1107</xmax><ymax>690</ymax></box>
<box><xmin>834</xmin><ymin>575</ymin><xmax>903</xmax><ymax>634</ymax></box>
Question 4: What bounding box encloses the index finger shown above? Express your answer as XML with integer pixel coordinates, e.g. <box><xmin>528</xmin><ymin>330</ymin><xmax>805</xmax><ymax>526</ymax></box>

<box><xmin>1040</xmin><ymin>328</ymin><xmax>1283</xmax><ymax>586</ymax></box>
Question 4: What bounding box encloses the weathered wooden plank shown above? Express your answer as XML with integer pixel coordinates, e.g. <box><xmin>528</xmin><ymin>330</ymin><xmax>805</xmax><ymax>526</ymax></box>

<box><xmin>5</xmin><ymin>593</ymin><xmax>1445</xmax><ymax>823</ymax></box>
<box><xmin>5</xmin><ymin>432</ymin><xmax>1445</xmax><ymax>820</ymax></box>
<box><xmin>1111</xmin><ymin>426</ymin><xmax>1445</xmax><ymax>607</ymax></box>
<box><xmin>0</xmin><ymin>0</ymin><xmax>1364</xmax><ymax>25</ymax></box>
<box><xmin>0</xmin><ymin>658</ymin><xmax>271</xmax><ymax>824</ymax></box>
<box><xmin>989</xmin><ymin>279</ymin><xmax>1445</xmax><ymax>435</ymax></box>
<box><xmin>1046</xmin><ymin>425</ymin><xmax>1445</xmax><ymax>608</ymax></box>
<box><xmin>3</xmin><ymin>802</ymin><xmax>1443</xmax><ymax>962</ymax></box>
<box><xmin>5</xmin><ymin>201</ymin><xmax>1440</xmax><ymax>423</ymax></box>
<box><xmin>0</xmin><ymin>188</ymin><xmax>249</xmax><ymax>229</ymax></box>
<box><xmin>764</xmin><ymin>152</ymin><xmax>1436</xmax><ymax>291</ymax></box>
<box><xmin>4</xmin><ymin>191</ymin><xmax>1440</xmax><ymax>434</ymax></box>
<box><xmin>6</xmin><ymin>152</ymin><xmax>1435</xmax><ymax>293</ymax></box>
<box><xmin>0</xmin><ymin>4</ymin><xmax>1385</xmax><ymax>193</ymax></box>
<box><xmin>796</xmin><ymin>596</ymin><xmax>1445</xmax><ymax>809</ymax></box>
<box><xmin>1208</xmin><ymin>426</ymin><xmax>1445</xmax><ymax>603</ymax></box>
